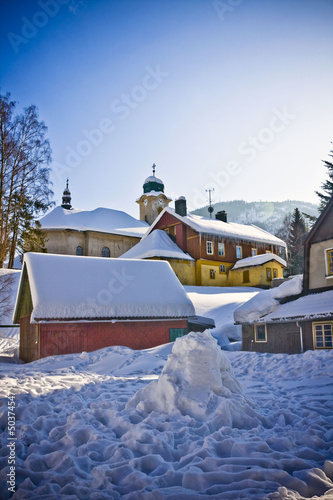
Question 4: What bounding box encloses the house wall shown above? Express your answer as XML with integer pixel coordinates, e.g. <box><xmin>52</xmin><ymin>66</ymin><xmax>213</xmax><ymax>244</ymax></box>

<box><xmin>19</xmin><ymin>316</ymin><xmax>39</xmax><ymax>362</ymax></box>
<box><xmin>167</xmin><ymin>259</ymin><xmax>196</xmax><ymax>286</ymax></box>
<box><xmin>44</xmin><ymin>230</ymin><xmax>140</xmax><ymax>258</ymax></box>
<box><xmin>20</xmin><ymin>318</ymin><xmax>189</xmax><ymax>362</ymax></box>
<box><xmin>308</xmin><ymin>238</ymin><xmax>333</xmax><ymax>290</ymax></box>
<box><xmin>196</xmin><ymin>259</ymin><xmax>233</xmax><ymax>287</ymax></box>
<box><xmin>230</xmin><ymin>262</ymin><xmax>284</xmax><ymax>288</ymax></box>
<box><xmin>242</xmin><ymin>322</ymin><xmax>302</xmax><ymax>354</ymax></box>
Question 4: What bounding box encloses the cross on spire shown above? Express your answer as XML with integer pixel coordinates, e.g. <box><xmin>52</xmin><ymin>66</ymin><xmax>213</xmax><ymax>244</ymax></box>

<box><xmin>152</xmin><ymin>163</ymin><xmax>156</xmax><ymax>176</ymax></box>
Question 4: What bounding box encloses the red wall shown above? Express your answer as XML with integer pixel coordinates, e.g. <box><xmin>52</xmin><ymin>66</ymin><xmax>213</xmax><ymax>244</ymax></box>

<box><xmin>37</xmin><ymin>319</ymin><xmax>188</xmax><ymax>360</ymax></box>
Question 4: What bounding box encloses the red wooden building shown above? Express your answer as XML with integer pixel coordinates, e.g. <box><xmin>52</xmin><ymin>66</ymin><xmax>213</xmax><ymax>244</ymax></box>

<box><xmin>13</xmin><ymin>253</ymin><xmax>196</xmax><ymax>362</ymax></box>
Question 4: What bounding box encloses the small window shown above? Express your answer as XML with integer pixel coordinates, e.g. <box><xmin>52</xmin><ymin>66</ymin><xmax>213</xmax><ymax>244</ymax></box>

<box><xmin>273</xmin><ymin>268</ymin><xmax>278</xmax><ymax>278</ymax></box>
<box><xmin>266</xmin><ymin>268</ymin><xmax>272</xmax><ymax>280</ymax></box>
<box><xmin>210</xmin><ymin>269</ymin><xmax>216</xmax><ymax>279</ymax></box>
<box><xmin>219</xmin><ymin>264</ymin><xmax>226</xmax><ymax>273</ymax></box>
<box><xmin>243</xmin><ymin>270</ymin><xmax>250</xmax><ymax>283</ymax></box>
<box><xmin>313</xmin><ymin>322</ymin><xmax>332</xmax><ymax>349</ymax></box>
<box><xmin>102</xmin><ymin>246</ymin><xmax>110</xmax><ymax>258</ymax></box>
<box><xmin>76</xmin><ymin>245</ymin><xmax>83</xmax><ymax>256</ymax></box>
<box><xmin>169</xmin><ymin>328</ymin><xmax>187</xmax><ymax>342</ymax></box>
<box><xmin>206</xmin><ymin>241</ymin><xmax>213</xmax><ymax>255</ymax></box>
<box><xmin>252</xmin><ymin>248</ymin><xmax>257</xmax><ymax>256</ymax></box>
<box><xmin>266</xmin><ymin>250</ymin><xmax>272</xmax><ymax>254</ymax></box>
<box><xmin>164</xmin><ymin>228</ymin><xmax>169</xmax><ymax>234</ymax></box>
<box><xmin>326</xmin><ymin>249</ymin><xmax>333</xmax><ymax>276</ymax></box>
<box><xmin>255</xmin><ymin>324</ymin><xmax>267</xmax><ymax>342</ymax></box>
<box><xmin>236</xmin><ymin>246</ymin><xmax>242</xmax><ymax>259</ymax></box>
<box><xmin>218</xmin><ymin>243</ymin><xmax>225</xmax><ymax>256</ymax></box>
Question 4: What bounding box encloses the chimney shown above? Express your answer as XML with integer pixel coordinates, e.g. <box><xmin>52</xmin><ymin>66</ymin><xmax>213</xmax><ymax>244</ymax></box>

<box><xmin>175</xmin><ymin>196</ymin><xmax>187</xmax><ymax>217</ymax></box>
<box><xmin>215</xmin><ymin>210</ymin><xmax>227</xmax><ymax>223</ymax></box>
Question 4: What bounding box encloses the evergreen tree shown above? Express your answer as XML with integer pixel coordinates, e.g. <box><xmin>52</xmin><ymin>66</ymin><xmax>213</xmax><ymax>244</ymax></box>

<box><xmin>289</xmin><ymin>208</ymin><xmax>307</xmax><ymax>275</ymax></box>
<box><xmin>316</xmin><ymin>143</ymin><xmax>333</xmax><ymax>212</ymax></box>
<box><xmin>0</xmin><ymin>93</ymin><xmax>53</xmax><ymax>267</ymax></box>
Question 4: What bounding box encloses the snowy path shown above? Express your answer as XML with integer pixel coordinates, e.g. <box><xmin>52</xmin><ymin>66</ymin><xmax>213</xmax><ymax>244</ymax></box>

<box><xmin>0</xmin><ymin>344</ymin><xmax>332</xmax><ymax>499</ymax></box>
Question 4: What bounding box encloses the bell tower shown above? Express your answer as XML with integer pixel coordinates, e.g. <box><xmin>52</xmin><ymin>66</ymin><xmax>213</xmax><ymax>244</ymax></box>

<box><xmin>136</xmin><ymin>164</ymin><xmax>172</xmax><ymax>225</ymax></box>
<box><xmin>61</xmin><ymin>179</ymin><xmax>72</xmax><ymax>210</ymax></box>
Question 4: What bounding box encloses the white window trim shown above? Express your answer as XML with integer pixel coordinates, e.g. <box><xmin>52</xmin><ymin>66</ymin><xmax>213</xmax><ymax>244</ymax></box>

<box><xmin>325</xmin><ymin>247</ymin><xmax>333</xmax><ymax>279</ymax></box>
<box><xmin>236</xmin><ymin>245</ymin><xmax>242</xmax><ymax>259</ymax></box>
<box><xmin>252</xmin><ymin>248</ymin><xmax>257</xmax><ymax>256</ymax></box>
<box><xmin>206</xmin><ymin>241</ymin><xmax>213</xmax><ymax>255</ymax></box>
<box><xmin>312</xmin><ymin>321</ymin><xmax>333</xmax><ymax>349</ymax></box>
<box><xmin>219</xmin><ymin>264</ymin><xmax>226</xmax><ymax>273</ymax></box>
<box><xmin>255</xmin><ymin>324</ymin><xmax>267</xmax><ymax>343</ymax></box>
<box><xmin>218</xmin><ymin>242</ymin><xmax>225</xmax><ymax>256</ymax></box>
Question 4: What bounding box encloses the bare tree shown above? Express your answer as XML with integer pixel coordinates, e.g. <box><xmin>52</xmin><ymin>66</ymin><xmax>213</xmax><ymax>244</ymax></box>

<box><xmin>0</xmin><ymin>93</ymin><xmax>53</xmax><ymax>267</ymax></box>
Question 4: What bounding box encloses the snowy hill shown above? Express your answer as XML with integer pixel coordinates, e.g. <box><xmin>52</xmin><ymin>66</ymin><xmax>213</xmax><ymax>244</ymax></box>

<box><xmin>192</xmin><ymin>200</ymin><xmax>319</xmax><ymax>233</ymax></box>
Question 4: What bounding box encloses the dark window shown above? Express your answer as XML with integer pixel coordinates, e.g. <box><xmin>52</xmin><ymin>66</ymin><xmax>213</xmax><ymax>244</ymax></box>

<box><xmin>102</xmin><ymin>246</ymin><xmax>110</xmax><ymax>258</ymax></box>
<box><xmin>255</xmin><ymin>324</ymin><xmax>267</xmax><ymax>342</ymax></box>
<box><xmin>76</xmin><ymin>246</ymin><xmax>83</xmax><ymax>256</ymax></box>
<box><xmin>169</xmin><ymin>328</ymin><xmax>187</xmax><ymax>342</ymax></box>
<box><xmin>243</xmin><ymin>270</ymin><xmax>250</xmax><ymax>283</ymax></box>
<box><xmin>210</xmin><ymin>269</ymin><xmax>216</xmax><ymax>279</ymax></box>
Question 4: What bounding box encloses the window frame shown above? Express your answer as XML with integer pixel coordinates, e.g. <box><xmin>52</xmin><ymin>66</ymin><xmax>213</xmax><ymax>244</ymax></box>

<box><xmin>219</xmin><ymin>264</ymin><xmax>226</xmax><ymax>274</ymax></box>
<box><xmin>243</xmin><ymin>270</ymin><xmax>250</xmax><ymax>283</ymax></box>
<box><xmin>266</xmin><ymin>268</ymin><xmax>272</xmax><ymax>280</ymax></box>
<box><xmin>101</xmin><ymin>246</ymin><xmax>111</xmax><ymax>258</ymax></box>
<box><xmin>312</xmin><ymin>321</ymin><xmax>333</xmax><ymax>349</ymax></box>
<box><xmin>255</xmin><ymin>324</ymin><xmax>267</xmax><ymax>343</ymax></box>
<box><xmin>206</xmin><ymin>241</ymin><xmax>213</xmax><ymax>255</ymax></box>
<box><xmin>236</xmin><ymin>245</ymin><xmax>242</xmax><ymax>259</ymax></box>
<box><xmin>76</xmin><ymin>245</ymin><xmax>83</xmax><ymax>256</ymax></box>
<box><xmin>252</xmin><ymin>248</ymin><xmax>257</xmax><ymax>256</ymax></box>
<box><xmin>209</xmin><ymin>269</ymin><xmax>216</xmax><ymax>279</ymax></box>
<box><xmin>273</xmin><ymin>268</ymin><xmax>278</xmax><ymax>278</ymax></box>
<box><xmin>218</xmin><ymin>242</ymin><xmax>225</xmax><ymax>256</ymax></box>
<box><xmin>325</xmin><ymin>248</ymin><xmax>333</xmax><ymax>278</ymax></box>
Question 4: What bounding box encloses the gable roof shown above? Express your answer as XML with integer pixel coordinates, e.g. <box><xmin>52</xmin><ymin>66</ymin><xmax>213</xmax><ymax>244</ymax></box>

<box><xmin>39</xmin><ymin>206</ymin><xmax>149</xmax><ymax>238</ymax></box>
<box><xmin>257</xmin><ymin>289</ymin><xmax>333</xmax><ymax>323</ymax></box>
<box><xmin>13</xmin><ymin>253</ymin><xmax>195</xmax><ymax>323</ymax></box>
<box><xmin>147</xmin><ymin>208</ymin><xmax>287</xmax><ymax>248</ymax></box>
<box><xmin>304</xmin><ymin>195</ymin><xmax>333</xmax><ymax>247</ymax></box>
<box><xmin>120</xmin><ymin>230</ymin><xmax>194</xmax><ymax>261</ymax></box>
<box><xmin>231</xmin><ymin>253</ymin><xmax>287</xmax><ymax>271</ymax></box>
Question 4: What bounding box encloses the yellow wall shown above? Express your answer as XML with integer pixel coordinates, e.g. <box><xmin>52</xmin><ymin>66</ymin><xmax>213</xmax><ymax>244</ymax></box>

<box><xmin>150</xmin><ymin>258</ymin><xmax>196</xmax><ymax>286</ymax></box>
<box><xmin>43</xmin><ymin>230</ymin><xmax>140</xmax><ymax>258</ymax></box>
<box><xmin>230</xmin><ymin>261</ymin><xmax>285</xmax><ymax>287</ymax></box>
<box><xmin>196</xmin><ymin>259</ymin><xmax>234</xmax><ymax>287</ymax></box>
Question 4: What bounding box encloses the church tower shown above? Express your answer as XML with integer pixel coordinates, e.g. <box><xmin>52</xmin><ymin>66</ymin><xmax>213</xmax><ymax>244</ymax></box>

<box><xmin>61</xmin><ymin>179</ymin><xmax>72</xmax><ymax>210</ymax></box>
<box><xmin>136</xmin><ymin>164</ymin><xmax>172</xmax><ymax>225</ymax></box>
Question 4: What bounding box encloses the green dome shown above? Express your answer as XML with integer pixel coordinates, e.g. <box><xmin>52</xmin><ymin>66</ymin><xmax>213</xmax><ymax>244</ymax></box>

<box><xmin>143</xmin><ymin>175</ymin><xmax>164</xmax><ymax>194</ymax></box>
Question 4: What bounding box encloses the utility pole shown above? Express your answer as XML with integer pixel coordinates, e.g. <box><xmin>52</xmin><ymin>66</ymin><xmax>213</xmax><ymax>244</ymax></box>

<box><xmin>206</xmin><ymin>188</ymin><xmax>214</xmax><ymax>219</ymax></box>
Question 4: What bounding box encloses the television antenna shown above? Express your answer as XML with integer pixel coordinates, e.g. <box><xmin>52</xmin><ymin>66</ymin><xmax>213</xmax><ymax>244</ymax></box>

<box><xmin>206</xmin><ymin>188</ymin><xmax>215</xmax><ymax>219</ymax></box>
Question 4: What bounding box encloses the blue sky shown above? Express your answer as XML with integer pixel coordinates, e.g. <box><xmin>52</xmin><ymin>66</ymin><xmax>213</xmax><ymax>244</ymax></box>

<box><xmin>1</xmin><ymin>0</ymin><xmax>333</xmax><ymax>217</ymax></box>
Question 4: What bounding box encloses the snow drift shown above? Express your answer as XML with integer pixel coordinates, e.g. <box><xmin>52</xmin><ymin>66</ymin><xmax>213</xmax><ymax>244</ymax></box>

<box><xmin>127</xmin><ymin>332</ymin><xmax>261</xmax><ymax>427</ymax></box>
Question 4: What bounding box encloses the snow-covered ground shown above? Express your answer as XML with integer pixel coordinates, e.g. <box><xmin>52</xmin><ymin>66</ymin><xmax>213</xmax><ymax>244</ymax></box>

<box><xmin>185</xmin><ymin>286</ymin><xmax>260</xmax><ymax>348</ymax></box>
<box><xmin>0</xmin><ymin>333</ymin><xmax>332</xmax><ymax>499</ymax></box>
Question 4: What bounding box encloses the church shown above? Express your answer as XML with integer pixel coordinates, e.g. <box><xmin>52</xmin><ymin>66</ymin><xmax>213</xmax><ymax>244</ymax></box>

<box><xmin>39</xmin><ymin>167</ymin><xmax>169</xmax><ymax>258</ymax></box>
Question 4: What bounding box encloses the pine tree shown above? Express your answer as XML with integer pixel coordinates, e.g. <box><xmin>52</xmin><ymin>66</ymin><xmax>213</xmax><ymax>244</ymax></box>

<box><xmin>0</xmin><ymin>93</ymin><xmax>53</xmax><ymax>267</ymax></box>
<box><xmin>316</xmin><ymin>143</ymin><xmax>333</xmax><ymax>212</ymax></box>
<box><xmin>289</xmin><ymin>208</ymin><xmax>307</xmax><ymax>275</ymax></box>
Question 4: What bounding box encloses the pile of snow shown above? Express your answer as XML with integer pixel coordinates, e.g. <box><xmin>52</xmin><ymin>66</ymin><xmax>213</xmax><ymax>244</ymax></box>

<box><xmin>0</xmin><ymin>341</ymin><xmax>332</xmax><ymax>499</ymax></box>
<box><xmin>39</xmin><ymin>206</ymin><xmax>149</xmax><ymax>238</ymax></box>
<box><xmin>185</xmin><ymin>285</ymin><xmax>260</xmax><ymax>347</ymax></box>
<box><xmin>120</xmin><ymin>229</ymin><xmax>194</xmax><ymax>261</ymax></box>
<box><xmin>234</xmin><ymin>275</ymin><xmax>303</xmax><ymax>324</ymax></box>
<box><xmin>0</xmin><ymin>270</ymin><xmax>21</xmax><ymax>358</ymax></box>
<box><xmin>127</xmin><ymin>332</ymin><xmax>260</xmax><ymax>427</ymax></box>
<box><xmin>15</xmin><ymin>253</ymin><xmax>195</xmax><ymax>322</ymax></box>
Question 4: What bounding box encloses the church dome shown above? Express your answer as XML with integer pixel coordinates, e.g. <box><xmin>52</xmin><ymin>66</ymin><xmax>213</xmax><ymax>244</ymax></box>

<box><xmin>61</xmin><ymin>179</ymin><xmax>72</xmax><ymax>210</ymax></box>
<box><xmin>143</xmin><ymin>164</ymin><xmax>164</xmax><ymax>194</ymax></box>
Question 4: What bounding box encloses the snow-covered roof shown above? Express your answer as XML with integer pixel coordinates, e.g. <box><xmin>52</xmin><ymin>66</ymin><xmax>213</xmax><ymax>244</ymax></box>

<box><xmin>39</xmin><ymin>206</ymin><xmax>149</xmax><ymax>238</ymax></box>
<box><xmin>144</xmin><ymin>175</ymin><xmax>164</xmax><ymax>185</ymax></box>
<box><xmin>120</xmin><ymin>230</ymin><xmax>194</xmax><ymax>261</ymax></box>
<box><xmin>14</xmin><ymin>253</ymin><xmax>195</xmax><ymax>322</ymax></box>
<box><xmin>147</xmin><ymin>208</ymin><xmax>287</xmax><ymax>248</ymax></box>
<box><xmin>258</xmin><ymin>290</ymin><xmax>333</xmax><ymax>323</ymax></box>
<box><xmin>231</xmin><ymin>253</ymin><xmax>287</xmax><ymax>270</ymax></box>
<box><xmin>234</xmin><ymin>275</ymin><xmax>303</xmax><ymax>324</ymax></box>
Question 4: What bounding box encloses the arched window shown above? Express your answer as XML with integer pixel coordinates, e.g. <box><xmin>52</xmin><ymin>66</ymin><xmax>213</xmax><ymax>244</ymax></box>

<box><xmin>102</xmin><ymin>246</ymin><xmax>110</xmax><ymax>258</ymax></box>
<box><xmin>76</xmin><ymin>245</ymin><xmax>83</xmax><ymax>256</ymax></box>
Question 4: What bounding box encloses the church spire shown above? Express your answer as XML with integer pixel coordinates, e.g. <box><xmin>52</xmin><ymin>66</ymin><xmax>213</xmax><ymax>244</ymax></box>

<box><xmin>61</xmin><ymin>179</ymin><xmax>72</xmax><ymax>210</ymax></box>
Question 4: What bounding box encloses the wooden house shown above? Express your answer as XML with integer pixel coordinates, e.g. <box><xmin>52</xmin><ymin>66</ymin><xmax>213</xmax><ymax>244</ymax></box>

<box><xmin>13</xmin><ymin>253</ymin><xmax>196</xmax><ymax>362</ymax></box>
<box><xmin>145</xmin><ymin>198</ymin><xmax>287</xmax><ymax>287</ymax></box>
<box><xmin>237</xmin><ymin>195</ymin><xmax>333</xmax><ymax>353</ymax></box>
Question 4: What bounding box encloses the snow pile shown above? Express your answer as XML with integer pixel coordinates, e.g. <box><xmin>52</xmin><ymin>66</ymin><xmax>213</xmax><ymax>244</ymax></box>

<box><xmin>234</xmin><ymin>275</ymin><xmax>303</xmax><ymax>323</ymax></box>
<box><xmin>120</xmin><ymin>229</ymin><xmax>194</xmax><ymax>261</ymax></box>
<box><xmin>0</xmin><ymin>344</ymin><xmax>332</xmax><ymax>498</ymax></box>
<box><xmin>127</xmin><ymin>332</ymin><xmax>260</xmax><ymax>427</ymax></box>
